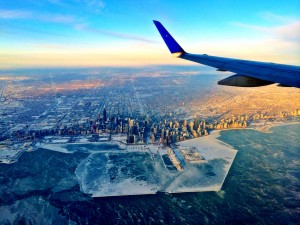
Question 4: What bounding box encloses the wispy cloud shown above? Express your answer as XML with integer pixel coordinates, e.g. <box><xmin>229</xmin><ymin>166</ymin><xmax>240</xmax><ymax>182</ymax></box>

<box><xmin>75</xmin><ymin>24</ymin><xmax>156</xmax><ymax>43</ymax></box>
<box><xmin>232</xmin><ymin>20</ymin><xmax>300</xmax><ymax>42</ymax></box>
<box><xmin>1</xmin><ymin>8</ymin><xmax>154</xmax><ymax>44</ymax></box>
<box><xmin>272</xmin><ymin>21</ymin><xmax>300</xmax><ymax>42</ymax></box>
<box><xmin>232</xmin><ymin>12</ymin><xmax>300</xmax><ymax>43</ymax></box>
<box><xmin>203</xmin><ymin>15</ymin><xmax>300</xmax><ymax>64</ymax></box>
<box><xmin>47</xmin><ymin>0</ymin><xmax>105</xmax><ymax>12</ymax></box>
<box><xmin>47</xmin><ymin>0</ymin><xmax>63</xmax><ymax>4</ymax></box>
<box><xmin>0</xmin><ymin>9</ymin><xmax>32</xmax><ymax>19</ymax></box>
<box><xmin>41</xmin><ymin>14</ymin><xmax>77</xmax><ymax>23</ymax></box>
<box><xmin>84</xmin><ymin>0</ymin><xmax>105</xmax><ymax>11</ymax></box>
<box><xmin>0</xmin><ymin>9</ymin><xmax>77</xmax><ymax>24</ymax></box>
<box><xmin>259</xmin><ymin>11</ymin><xmax>296</xmax><ymax>23</ymax></box>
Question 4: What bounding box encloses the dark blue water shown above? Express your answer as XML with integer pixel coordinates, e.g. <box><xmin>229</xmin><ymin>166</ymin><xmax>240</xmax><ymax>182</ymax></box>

<box><xmin>0</xmin><ymin>124</ymin><xmax>299</xmax><ymax>224</ymax></box>
<box><xmin>66</xmin><ymin>143</ymin><xmax>122</xmax><ymax>152</ymax></box>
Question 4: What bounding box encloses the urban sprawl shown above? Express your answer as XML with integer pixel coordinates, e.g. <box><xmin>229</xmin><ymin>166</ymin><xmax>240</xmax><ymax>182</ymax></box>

<box><xmin>0</xmin><ymin>69</ymin><xmax>300</xmax><ymax>163</ymax></box>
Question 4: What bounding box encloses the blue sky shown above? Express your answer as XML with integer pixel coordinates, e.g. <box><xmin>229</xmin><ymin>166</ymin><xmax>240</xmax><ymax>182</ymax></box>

<box><xmin>0</xmin><ymin>0</ymin><xmax>299</xmax><ymax>68</ymax></box>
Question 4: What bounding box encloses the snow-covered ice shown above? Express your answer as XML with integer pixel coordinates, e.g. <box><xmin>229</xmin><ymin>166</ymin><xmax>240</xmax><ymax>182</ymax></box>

<box><xmin>36</xmin><ymin>134</ymin><xmax>237</xmax><ymax>196</ymax></box>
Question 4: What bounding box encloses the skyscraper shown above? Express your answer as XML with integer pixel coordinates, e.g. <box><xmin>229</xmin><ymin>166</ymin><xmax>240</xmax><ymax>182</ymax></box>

<box><xmin>103</xmin><ymin>108</ymin><xmax>107</xmax><ymax>122</ymax></box>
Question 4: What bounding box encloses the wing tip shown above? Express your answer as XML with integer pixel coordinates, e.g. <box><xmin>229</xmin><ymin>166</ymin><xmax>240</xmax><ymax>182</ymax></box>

<box><xmin>153</xmin><ymin>20</ymin><xmax>185</xmax><ymax>54</ymax></box>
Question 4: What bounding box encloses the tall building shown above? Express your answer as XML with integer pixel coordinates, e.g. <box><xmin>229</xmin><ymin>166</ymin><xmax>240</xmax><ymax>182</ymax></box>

<box><xmin>103</xmin><ymin>108</ymin><xmax>107</xmax><ymax>122</ymax></box>
<box><xmin>128</xmin><ymin>118</ymin><xmax>134</xmax><ymax>127</ymax></box>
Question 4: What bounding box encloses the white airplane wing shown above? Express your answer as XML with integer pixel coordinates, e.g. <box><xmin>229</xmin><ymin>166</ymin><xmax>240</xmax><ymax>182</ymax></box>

<box><xmin>153</xmin><ymin>20</ymin><xmax>300</xmax><ymax>88</ymax></box>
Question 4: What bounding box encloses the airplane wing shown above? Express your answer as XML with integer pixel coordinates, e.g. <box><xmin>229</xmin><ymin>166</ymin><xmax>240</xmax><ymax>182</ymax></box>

<box><xmin>153</xmin><ymin>20</ymin><xmax>300</xmax><ymax>88</ymax></box>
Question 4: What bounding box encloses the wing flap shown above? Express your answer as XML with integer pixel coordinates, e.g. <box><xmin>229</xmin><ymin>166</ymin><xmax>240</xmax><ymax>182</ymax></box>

<box><xmin>218</xmin><ymin>74</ymin><xmax>274</xmax><ymax>87</ymax></box>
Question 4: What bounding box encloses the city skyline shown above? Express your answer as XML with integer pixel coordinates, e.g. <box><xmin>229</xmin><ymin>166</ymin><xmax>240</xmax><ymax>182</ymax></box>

<box><xmin>1</xmin><ymin>0</ymin><xmax>299</xmax><ymax>68</ymax></box>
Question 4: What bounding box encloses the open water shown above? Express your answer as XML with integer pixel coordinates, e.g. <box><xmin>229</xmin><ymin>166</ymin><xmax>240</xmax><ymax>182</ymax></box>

<box><xmin>0</xmin><ymin>124</ymin><xmax>299</xmax><ymax>224</ymax></box>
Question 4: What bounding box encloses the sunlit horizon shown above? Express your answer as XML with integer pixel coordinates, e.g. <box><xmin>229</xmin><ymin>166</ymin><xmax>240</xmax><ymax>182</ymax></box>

<box><xmin>1</xmin><ymin>1</ymin><xmax>299</xmax><ymax>68</ymax></box>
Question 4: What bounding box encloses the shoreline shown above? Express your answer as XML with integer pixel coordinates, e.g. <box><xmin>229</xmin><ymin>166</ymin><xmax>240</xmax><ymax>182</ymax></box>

<box><xmin>210</xmin><ymin>121</ymin><xmax>300</xmax><ymax>136</ymax></box>
<box><xmin>253</xmin><ymin>121</ymin><xmax>300</xmax><ymax>133</ymax></box>
<box><xmin>1</xmin><ymin>121</ymin><xmax>299</xmax><ymax>166</ymax></box>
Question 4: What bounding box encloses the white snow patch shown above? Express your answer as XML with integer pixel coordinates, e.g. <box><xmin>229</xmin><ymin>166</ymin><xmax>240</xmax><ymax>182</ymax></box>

<box><xmin>39</xmin><ymin>144</ymin><xmax>70</xmax><ymax>154</ymax></box>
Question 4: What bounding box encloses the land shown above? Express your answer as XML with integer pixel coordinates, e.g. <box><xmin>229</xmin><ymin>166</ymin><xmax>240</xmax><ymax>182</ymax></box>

<box><xmin>0</xmin><ymin>66</ymin><xmax>299</xmax><ymax>195</ymax></box>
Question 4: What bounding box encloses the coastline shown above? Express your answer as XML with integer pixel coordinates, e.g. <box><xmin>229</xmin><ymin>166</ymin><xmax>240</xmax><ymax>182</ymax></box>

<box><xmin>209</xmin><ymin>121</ymin><xmax>300</xmax><ymax>136</ymax></box>
<box><xmin>1</xmin><ymin>121</ymin><xmax>298</xmax><ymax>198</ymax></box>
<box><xmin>253</xmin><ymin>121</ymin><xmax>300</xmax><ymax>133</ymax></box>
<box><xmin>1</xmin><ymin>121</ymin><xmax>299</xmax><ymax>168</ymax></box>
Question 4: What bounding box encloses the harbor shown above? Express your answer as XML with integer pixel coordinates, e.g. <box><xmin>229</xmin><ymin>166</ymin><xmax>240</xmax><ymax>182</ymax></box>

<box><xmin>34</xmin><ymin>131</ymin><xmax>237</xmax><ymax>197</ymax></box>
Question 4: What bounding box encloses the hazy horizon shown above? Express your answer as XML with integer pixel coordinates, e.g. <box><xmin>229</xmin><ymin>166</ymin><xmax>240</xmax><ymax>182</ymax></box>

<box><xmin>1</xmin><ymin>1</ymin><xmax>299</xmax><ymax>68</ymax></box>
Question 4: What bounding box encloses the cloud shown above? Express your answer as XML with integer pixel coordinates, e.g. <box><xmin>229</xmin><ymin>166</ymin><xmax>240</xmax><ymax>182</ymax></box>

<box><xmin>259</xmin><ymin>11</ymin><xmax>296</xmax><ymax>23</ymax></box>
<box><xmin>232</xmin><ymin>21</ymin><xmax>300</xmax><ymax>43</ymax></box>
<box><xmin>41</xmin><ymin>14</ymin><xmax>77</xmax><ymax>24</ymax></box>
<box><xmin>47</xmin><ymin>0</ymin><xmax>63</xmax><ymax>4</ymax></box>
<box><xmin>1</xmin><ymin>8</ymin><xmax>154</xmax><ymax>44</ymax></box>
<box><xmin>0</xmin><ymin>10</ymin><xmax>32</xmax><ymax>19</ymax></box>
<box><xmin>47</xmin><ymin>0</ymin><xmax>105</xmax><ymax>12</ymax></box>
<box><xmin>0</xmin><ymin>9</ymin><xmax>77</xmax><ymax>24</ymax></box>
<box><xmin>75</xmin><ymin>24</ymin><xmax>156</xmax><ymax>43</ymax></box>
<box><xmin>85</xmin><ymin>0</ymin><xmax>105</xmax><ymax>11</ymax></box>
<box><xmin>231</xmin><ymin>12</ymin><xmax>300</xmax><ymax>44</ymax></box>
<box><xmin>272</xmin><ymin>21</ymin><xmax>300</xmax><ymax>41</ymax></box>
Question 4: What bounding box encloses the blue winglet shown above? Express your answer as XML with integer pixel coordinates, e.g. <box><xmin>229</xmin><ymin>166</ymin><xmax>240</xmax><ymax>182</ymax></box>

<box><xmin>153</xmin><ymin>20</ymin><xmax>185</xmax><ymax>54</ymax></box>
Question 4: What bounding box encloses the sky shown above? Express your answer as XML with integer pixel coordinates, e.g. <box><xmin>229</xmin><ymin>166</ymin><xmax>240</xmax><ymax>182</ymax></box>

<box><xmin>0</xmin><ymin>0</ymin><xmax>299</xmax><ymax>68</ymax></box>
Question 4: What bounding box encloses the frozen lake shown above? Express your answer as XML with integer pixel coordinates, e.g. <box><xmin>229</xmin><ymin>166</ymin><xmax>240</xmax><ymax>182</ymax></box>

<box><xmin>38</xmin><ymin>134</ymin><xmax>237</xmax><ymax>197</ymax></box>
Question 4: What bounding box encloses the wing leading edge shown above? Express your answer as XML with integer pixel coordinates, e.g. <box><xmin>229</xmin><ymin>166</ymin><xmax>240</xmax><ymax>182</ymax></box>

<box><xmin>153</xmin><ymin>20</ymin><xmax>300</xmax><ymax>88</ymax></box>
